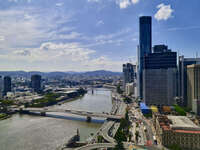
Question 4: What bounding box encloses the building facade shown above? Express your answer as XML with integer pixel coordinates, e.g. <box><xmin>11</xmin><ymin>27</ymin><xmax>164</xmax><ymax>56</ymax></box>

<box><xmin>123</xmin><ymin>63</ymin><xmax>135</xmax><ymax>90</ymax></box>
<box><xmin>143</xmin><ymin>68</ymin><xmax>177</xmax><ymax>106</ymax></box>
<box><xmin>144</xmin><ymin>46</ymin><xmax>177</xmax><ymax>69</ymax></box>
<box><xmin>0</xmin><ymin>76</ymin><xmax>3</xmax><ymax>98</ymax></box>
<box><xmin>153</xmin><ymin>114</ymin><xmax>200</xmax><ymax>150</ymax></box>
<box><xmin>178</xmin><ymin>56</ymin><xmax>200</xmax><ymax>107</ymax></box>
<box><xmin>3</xmin><ymin>76</ymin><xmax>11</xmax><ymax>96</ymax></box>
<box><xmin>153</xmin><ymin>45</ymin><xmax>168</xmax><ymax>53</ymax></box>
<box><xmin>31</xmin><ymin>74</ymin><xmax>42</xmax><ymax>93</ymax></box>
<box><xmin>187</xmin><ymin>64</ymin><xmax>200</xmax><ymax>111</ymax></box>
<box><xmin>143</xmin><ymin>46</ymin><xmax>177</xmax><ymax>106</ymax></box>
<box><xmin>192</xmin><ymin>99</ymin><xmax>200</xmax><ymax>115</ymax></box>
<box><xmin>138</xmin><ymin>16</ymin><xmax>152</xmax><ymax>99</ymax></box>
<box><xmin>125</xmin><ymin>83</ymin><xmax>136</xmax><ymax>96</ymax></box>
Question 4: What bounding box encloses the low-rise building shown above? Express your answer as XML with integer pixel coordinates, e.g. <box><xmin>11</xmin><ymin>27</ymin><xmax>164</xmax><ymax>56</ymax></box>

<box><xmin>153</xmin><ymin>114</ymin><xmax>200</xmax><ymax>150</ymax></box>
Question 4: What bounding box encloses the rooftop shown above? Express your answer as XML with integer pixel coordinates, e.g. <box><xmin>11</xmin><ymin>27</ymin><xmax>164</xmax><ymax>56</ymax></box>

<box><xmin>187</xmin><ymin>64</ymin><xmax>200</xmax><ymax>68</ymax></box>
<box><xmin>140</xmin><ymin>102</ymin><xmax>149</xmax><ymax>109</ymax></box>
<box><xmin>156</xmin><ymin>114</ymin><xmax>200</xmax><ymax>134</ymax></box>
<box><xmin>167</xmin><ymin>116</ymin><xmax>200</xmax><ymax>130</ymax></box>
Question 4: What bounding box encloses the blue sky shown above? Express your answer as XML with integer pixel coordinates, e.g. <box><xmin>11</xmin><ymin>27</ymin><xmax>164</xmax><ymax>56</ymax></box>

<box><xmin>0</xmin><ymin>0</ymin><xmax>199</xmax><ymax>72</ymax></box>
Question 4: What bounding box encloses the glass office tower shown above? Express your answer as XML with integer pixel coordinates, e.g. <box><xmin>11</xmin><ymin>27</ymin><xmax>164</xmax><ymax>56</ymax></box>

<box><xmin>138</xmin><ymin>16</ymin><xmax>152</xmax><ymax>99</ymax></box>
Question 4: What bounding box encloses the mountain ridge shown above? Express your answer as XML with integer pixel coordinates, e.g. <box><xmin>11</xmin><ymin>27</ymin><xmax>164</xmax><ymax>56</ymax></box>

<box><xmin>0</xmin><ymin>70</ymin><xmax>122</xmax><ymax>77</ymax></box>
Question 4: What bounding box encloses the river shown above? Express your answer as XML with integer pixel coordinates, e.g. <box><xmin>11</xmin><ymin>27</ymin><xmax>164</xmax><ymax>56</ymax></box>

<box><xmin>0</xmin><ymin>88</ymin><xmax>112</xmax><ymax>150</ymax></box>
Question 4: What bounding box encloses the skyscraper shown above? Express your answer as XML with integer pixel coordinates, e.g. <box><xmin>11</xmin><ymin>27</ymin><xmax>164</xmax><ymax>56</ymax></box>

<box><xmin>139</xmin><ymin>16</ymin><xmax>152</xmax><ymax>55</ymax></box>
<box><xmin>123</xmin><ymin>63</ymin><xmax>135</xmax><ymax>90</ymax></box>
<box><xmin>144</xmin><ymin>45</ymin><xmax>177</xmax><ymax>69</ymax></box>
<box><xmin>138</xmin><ymin>16</ymin><xmax>152</xmax><ymax>99</ymax></box>
<box><xmin>31</xmin><ymin>74</ymin><xmax>42</xmax><ymax>93</ymax></box>
<box><xmin>178</xmin><ymin>56</ymin><xmax>200</xmax><ymax>106</ymax></box>
<box><xmin>143</xmin><ymin>45</ymin><xmax>177</xmax><ymax>106</ymax></box>
<box><xmin>3</xmin><ymin>76</ymin><xmax>11</xmax><ymax>96</ymax></box>
<box><xmin>187</xmin><ymin>64</ymin><xmax>200</xmax><ymax>113</ymax></box>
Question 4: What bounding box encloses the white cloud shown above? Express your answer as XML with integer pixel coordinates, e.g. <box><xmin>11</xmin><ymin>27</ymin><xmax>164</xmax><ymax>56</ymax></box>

<box><xmin>132</xmin><ymin>37</ymin><xmax>137</xmax><ymax>41</ymax></box>
<box><xmin>0</xmin><ymin>42</ymin><xmax>122</xmax><ymax>71</ymax></box>
<box><xmin>0</xmin><ymin>42</ymin><xmax>95</xmax><ymax>63</ymax></box>
<box><xmin>56</xmin><ymin>3</ymin><xmax>64</xmax><ymax>7</ymax></box>
<box><xmin>87</xmin><ymin>0</ymin><xmax>100</xmax><ymax>2</ymax></box>
<box><xmin>96</xmin><ymin>20</ymin><xmax>104</xmax><ymax>26</ymax></box>
<box><xmin>154</xmin><ymin>3</ymin><xmax>174</xmax><ymax>21</ymax></box>
<box><xmin>0</xmin><ymin>8</ymin><xmax>75</xmax><ymax>50</ymax></box>
<box><xmin>117</xmin><ymin>0</ymin><xmax>130</xmax><ymax>9</ymax></box>
<box><xmin>87</xmin><ymin>0</ymin><xmax>139</xmax><ymax>9</ymax></box>
<box><xmin>83</xmin><ymin>56</ymin><xmax>123</xmax><ymax>71</ymax></box>
<box><xmin>0</xmin><ymin>36</ymin><xmax>5</xmax><ymax>41</ymax></box>
<box><xmin>95</xmin><ymin>28</ymin><xmax>131</xmax><ymax>41</ymax></box>
<box><xmin>82</xmin><ymin>28</ymin><xmax>132</xmax><ymax>47</ymax></box>
<box><xmin>168</xmin><ymin>26</ymin><xmax>200</xmax><ymax>31</ymax></box>
<box><xmin>0</xmin><ymin>2</ymin><xmax>124</xmax><ymax>72</ymax></box>
<box><xmin>8</xmin><ymin>0</ymin><xmax>32</xmax><ymax>3</ymax></box>
<box><xmin>52</xmin><ymin>32</ymin><xmax>81</xmax><ymax>40</ymax></box>
<box><xmin>14</xmin><ymin>50</ymin><xmax>31</xmax><ymax>56</ymax></box>
<box><xmin>131</xmin><ymin>0</ymin><xmax>139</xmax><ymax>4</ymax></box>
<box><xmin>116</xmin><ymin>0</ymin><xmax>139</xmax><ymax>9</ymax></box>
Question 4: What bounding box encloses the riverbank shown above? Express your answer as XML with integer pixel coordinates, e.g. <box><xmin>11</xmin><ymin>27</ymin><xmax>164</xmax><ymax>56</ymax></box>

<box><xmin>57</xmin><ymin>95</ymin><xmax>85</xmax><ymax>105</ymax></box>
<box><xmin>27</xmin><ymin>89</ymin><xmax>87</xmax><ymax>108</ymax></box>
<box><xmin>0</xmin><ymin>88</ymin><xmax>111</xmax><ymax>150</ymax></box>
<box><xmin>0</xmin><ymin>113</ymin><xmax>10</xmax><ymax>120</ymax></box>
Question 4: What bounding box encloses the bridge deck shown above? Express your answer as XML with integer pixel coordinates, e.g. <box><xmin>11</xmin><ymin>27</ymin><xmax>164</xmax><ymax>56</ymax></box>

<box><xmin>13</xmin><ymin>108</ymin><xmax>122</xmax><ymax>120</ymax></box>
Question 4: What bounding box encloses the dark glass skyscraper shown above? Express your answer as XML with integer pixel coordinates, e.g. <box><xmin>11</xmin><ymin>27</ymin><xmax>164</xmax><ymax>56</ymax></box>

<box><xmin>144</xmin><ymin>45</ymin><xmax>177</xmax><ymax>69</ymax></box>
<box><xmin>139</xmin><ymin>16</ymin><xmax>152</xmax><ymax>55</ymax></box>
<box><xmin>138</xmin><ymin>16</ymin><xmax>152</xmax><ymax>98</ymax></box>
<box><xmin>143</xmin><ymin>46</ymin><xmax>177</xmax><ymax>106</ymax></box>
<box><xmin>31</xmin><ymin>74</ymin><xmax>42</xmax><ymax>93</ymax></box>
<box><xmin>3</xmin><ymin>76</ymin><xmax>11</xmax><ymax>96</ymax></box>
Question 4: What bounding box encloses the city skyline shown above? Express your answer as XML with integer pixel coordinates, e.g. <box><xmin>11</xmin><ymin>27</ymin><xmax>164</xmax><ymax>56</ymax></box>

<box><xmin>0</xmin><ymin>0</ymin><xmax>200</xmax><ymax>72</ymax></box>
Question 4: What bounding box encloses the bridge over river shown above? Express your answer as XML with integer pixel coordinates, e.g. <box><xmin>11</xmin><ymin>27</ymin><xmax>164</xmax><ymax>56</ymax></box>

<box><xmin>12</xmin><ymin>108</ymin><xmax>122</xmax><ymax>121</ymax></box>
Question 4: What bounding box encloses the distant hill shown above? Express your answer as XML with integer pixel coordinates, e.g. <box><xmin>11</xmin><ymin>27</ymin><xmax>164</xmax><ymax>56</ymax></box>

<box><xmin>83</xmin><ymin>70</ymin><xmax>121</xmax><ymax>76</ymax></box>
<box><xmin>0</xmin><ymin>70</ymin><xmax>122</xmax><ymax>78</ymax></box>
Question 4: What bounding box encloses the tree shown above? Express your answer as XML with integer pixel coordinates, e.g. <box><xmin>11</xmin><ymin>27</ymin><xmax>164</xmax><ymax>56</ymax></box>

<box><xmin>97</xmin><ymin>135</ymin><xmax>104</xmax><ymax>143</ymax></box>
<box><xmin>125</xmin><ymin>110</ymin><xmax>129</xmax><ymax>121</ymax></box>
<box><xmin>117</xmin><ymin>84</ymin><xmax>123</xmax><ymax>94</ymax></box>
<box><xmin>135</xmin><ymin>131</ymin><xmax>139</xmax><ymax>142</ymax></box>
<box><xmin>124</xmin><ymin>97</ymin><xmax>132</xmax><ymax>103</ymax></box>
<box><xmin>168</xmin><ymin>144</ymin><xmax>182</xmax><ymax>150</ymax></box>
<box><xmin>114</xmin><ymin>141</ymin><xmax>125</xmax><ymax>150</ymax></box>
<box><xmin>128</xmin><ymin>134</ymin><xmax>132</xmax><ymax>142</ymax></box>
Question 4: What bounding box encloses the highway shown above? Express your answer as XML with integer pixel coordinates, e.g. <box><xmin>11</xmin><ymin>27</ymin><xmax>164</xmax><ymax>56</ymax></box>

<box><xmin>99</xmin><ymin>121</ymin><xmax>116</xmax><ymax>143</ymax></box>
<box><xmin>75</xmin><ymin>143</ymin><xmax>116</xmax><ymax>150</ymax></box>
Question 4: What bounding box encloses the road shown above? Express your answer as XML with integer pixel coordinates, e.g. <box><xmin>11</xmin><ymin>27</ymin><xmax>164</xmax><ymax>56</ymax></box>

<box><xmin>129</xmin><ymin>102</ymin><xmax>154</xmax><ymax>145</ymax></box>
<box><xmin>74</xmin><ymin>143</ymin><xmax>116</xmax><ymax>150</ymax></box>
